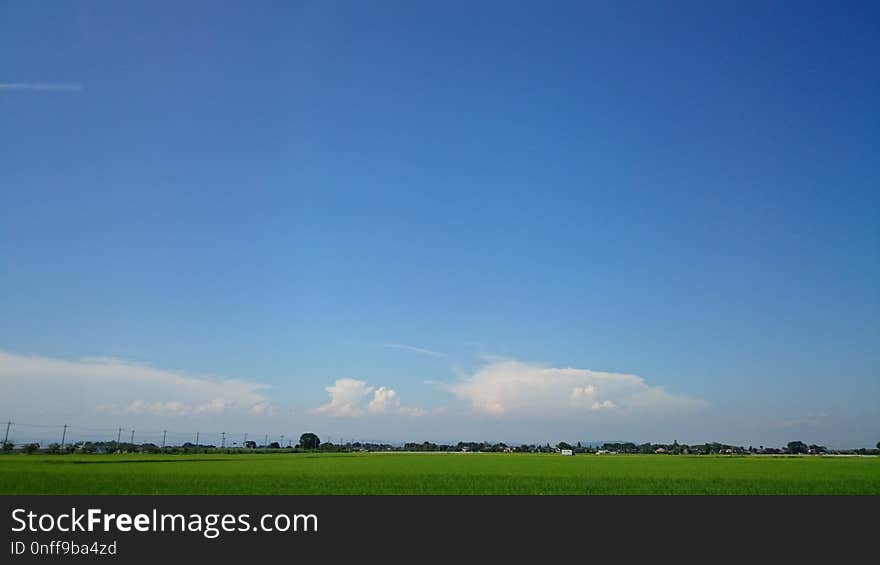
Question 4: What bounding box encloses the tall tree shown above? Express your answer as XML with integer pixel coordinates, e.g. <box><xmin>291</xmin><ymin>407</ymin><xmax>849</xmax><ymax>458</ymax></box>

<box><xmin>299</xmin><ymin>433</ymin><xmax>321</xmax><ymax>450</ymax></box>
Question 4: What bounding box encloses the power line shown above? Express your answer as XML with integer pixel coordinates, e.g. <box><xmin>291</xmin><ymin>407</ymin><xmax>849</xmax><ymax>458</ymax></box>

<box><xmin>4</xmin><ymin>421</ymin><xmax>64</xmax><ymax>429</ymax></box>
<box><xmin>0</xmin><ymin>420</ymin><xmax>314</xmax><ymax>450</ymax></box>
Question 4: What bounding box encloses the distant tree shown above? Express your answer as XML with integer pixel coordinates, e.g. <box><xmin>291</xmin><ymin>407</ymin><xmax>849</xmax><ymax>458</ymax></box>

<box><xmin>876</xmin><ymin>441</ymin><xmax>879</xmax><ymax>451</ymax></box>
<box><xmin>299</xmin><ymin>433</ymin><xmax>320</xmax><ymax>450</ymax></box>
<box><xmin>23</xmin><ymin>443</ymin><xmax>40</xmax><ymax>454</ymax></box>
<box><xmin>2</xmin><ymin>441</ymin><xmax>13</xmax><ymax>452</ymax></box>
<box><xmin>786</xmin><ymin>441</ymin><xmax>809</xmax><ymax>454</ymax></box>
<box><xmin>268</xmin><ymin>442</ymin><xmax>281</xmax><ymax>449</ymax></box>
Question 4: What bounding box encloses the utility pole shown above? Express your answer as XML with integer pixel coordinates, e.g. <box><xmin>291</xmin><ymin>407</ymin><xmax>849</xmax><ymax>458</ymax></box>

<box><xmin>264</xmin><ymin>434</ymin><xmax>268</xmax><ymax>447</ymax></box>
<box><xmin>195</xmin><ymin>431</ymin><xmax>199</xmax><ymax>446</ymax></box>
<box><xmin>162</xmin><ymin>430</ymin><xmax>167</xmax><ymax>449</ymax></box>
<box><xmin>3</xmin><ymin>421</ymin><xmax>10</xmax><ymax>445</ymax></box>
<box><xmin>116</xmin><ymin>427</ymin><xmax>122</xmax><ymax>445</ymax></box>
<box><xmin>61</xmin><ymin>424</ymin><xmax>68</xmax><ymax>451</ymax></box>
<box><xmin>130</xmin><ymin>429</ymin><xmax>135</xmax><ymax>444</ymax></box>
<box><xmin>280</xmin><ymin>434</ymin><xmax>285</xmax><ymax>449</ymax></box>
<box><xmin>221</xmin><ymin>432</ymin><xmax>226</xmax><ymax>448</ymax></box>
<box><xmin>244</xmin><ymin>432</ymin><xmax>247</xmax><ymax>445</ymax></box>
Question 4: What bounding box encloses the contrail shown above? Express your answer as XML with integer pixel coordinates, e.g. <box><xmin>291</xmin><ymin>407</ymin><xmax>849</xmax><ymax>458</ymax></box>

<box><xmin>0</xmin><ymin>82</ymin><xmax>83</xmax><ymax>92</ymax></box>
<box><xmin>378</xmin><ymin>343</ymin><xmax>446</xmax><ymax>358</ymax></box>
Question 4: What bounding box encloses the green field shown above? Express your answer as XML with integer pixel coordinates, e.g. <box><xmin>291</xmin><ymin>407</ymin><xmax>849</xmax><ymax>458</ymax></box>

<box><xmin>1</xmin><ymin>453</ymin><xmax>878</xmax><ymax>495</ymax></box>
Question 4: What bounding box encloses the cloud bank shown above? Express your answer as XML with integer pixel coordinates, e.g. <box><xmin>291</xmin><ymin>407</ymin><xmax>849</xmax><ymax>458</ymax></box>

<box><xmin>0</xmin><ymin>351</ymin><xmax>710</xmax><ymax>443</ymax></box>
<box><xmin>0</xmin><ymin>351</ymin><xmax>273</xmax><ymax>420</ymax></box>
<box><xmin>443</xmin><ymin>360</ymin><xmax>706</xmax><ymax>418</ymax></box>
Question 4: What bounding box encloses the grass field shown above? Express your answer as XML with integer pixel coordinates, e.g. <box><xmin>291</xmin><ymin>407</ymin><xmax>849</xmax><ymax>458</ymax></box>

<box><xmin>1</xmin><ymin>453</ymin><xmax>878</xmax><ymax>495</ymax></box>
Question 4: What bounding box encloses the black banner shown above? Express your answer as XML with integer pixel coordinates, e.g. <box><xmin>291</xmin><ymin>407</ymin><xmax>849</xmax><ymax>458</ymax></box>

<box><xmin>1</xmin><ymin>496</ymin><xmax>875</xmax><ymax>562</ymax></box>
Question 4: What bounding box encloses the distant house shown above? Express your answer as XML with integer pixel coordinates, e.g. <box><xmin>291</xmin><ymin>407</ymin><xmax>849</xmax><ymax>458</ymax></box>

<box><xmin>561</xmin><ymin>449</ymin><xmax>574</xmax><ymax>456</ymax></box>
<box><xmin>654</xmin><ymin>447</ymin><xmax>666</xmax><ymax>454</ymax></box>
<box><xmin>244</xmin><ymin>441</ymin><xmax>257</xmax><ymax>449</ymax></box>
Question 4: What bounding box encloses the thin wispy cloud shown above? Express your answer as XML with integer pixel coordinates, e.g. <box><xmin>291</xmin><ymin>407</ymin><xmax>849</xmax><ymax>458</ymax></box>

<box><xmin>378</xmin><ymin>343</ymin><xmax>446</xmax><ymax>358</ymax></box>
<box><xmin>0</xmin><ymin>82</ymin><xmax>83</xmax><ymax>92</ymax></box>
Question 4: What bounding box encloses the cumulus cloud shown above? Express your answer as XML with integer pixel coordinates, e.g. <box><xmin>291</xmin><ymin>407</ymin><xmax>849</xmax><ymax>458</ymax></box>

<box><xmin>442</xmin><ymin>360</ymin><xmax>705</xmax><ymax>418</ymax></box>
<box><xmin>368</xmin><ymin>386</ymin><xmax>399</xmax><ymax>414</ymax></box>
<box><xmin>247</xmin><ymin>401</ymin><xmax>275</xmax><ymax>417</ymax></box>
<box><xmin>0</xmin><ymin>350</ymin><xmax>274</xmax><ymax>420</ymax></box>
<box><xmin>312</xmin><ymin>378</ymin><xmax>374</xmax><ymax>417</ymax></box>
<box><xmin>312</xmin><ymin>378</ymin><xmax>425</xmax><ymax>417</ymax></box>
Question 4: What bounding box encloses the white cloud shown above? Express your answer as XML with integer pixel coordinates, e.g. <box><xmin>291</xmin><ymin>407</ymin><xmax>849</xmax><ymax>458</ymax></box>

<box><xmin>312</xmin><ymin>378</ymin><xmax>426</xmax><ymax>417</ymax></box>
<box><xmin>592</xmin><ymin>400</ymin><xmax>616</xmax><ymax>411</ymax></box>
<box><xmin>247</xmin><ymin>401</ymin><xmax>275</xmax><ymax>417</ymax></box>
<box><xmin>368</xmin><ymin>386</ymin><xmax>398</xmax><ymax>414</ymax></box>
<box><xmin>0</xmin><ymin>350</ymin><xmax>274</xmax><ymax>420</ymax></box>
<box><xmin>442</xmin><ymin>360</ymin><xmax>705</xmax><ymax>418</ymax></box>
<box><xmin>312</xmin><ymin>378</ymin><xmax>374</xmax><ymax>417</ymax></box>
<box><xmin>570</xmin><ymin>385</ymin><xmax>596</xmax><ymax>400</ymax></box>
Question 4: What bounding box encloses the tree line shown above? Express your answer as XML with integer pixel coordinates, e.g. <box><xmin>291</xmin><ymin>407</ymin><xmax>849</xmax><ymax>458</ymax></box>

<box><xmin>3</xmin><ymin>434</ymin><xmax>879</xmax><ymax>456</ymax></box>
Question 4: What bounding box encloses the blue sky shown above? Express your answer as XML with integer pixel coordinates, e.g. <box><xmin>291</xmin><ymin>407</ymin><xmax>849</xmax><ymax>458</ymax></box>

<box><xmin>1</xmin><ymin>1</ymin><xmax>877</xmax><ymax>447</ymax></box>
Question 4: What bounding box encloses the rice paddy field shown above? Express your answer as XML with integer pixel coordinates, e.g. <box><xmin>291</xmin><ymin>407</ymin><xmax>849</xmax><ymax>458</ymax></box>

<box><xmin>1</xmin><ymin>453</ymin><xmax>879</xmax><ymax>495</ymax></box>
